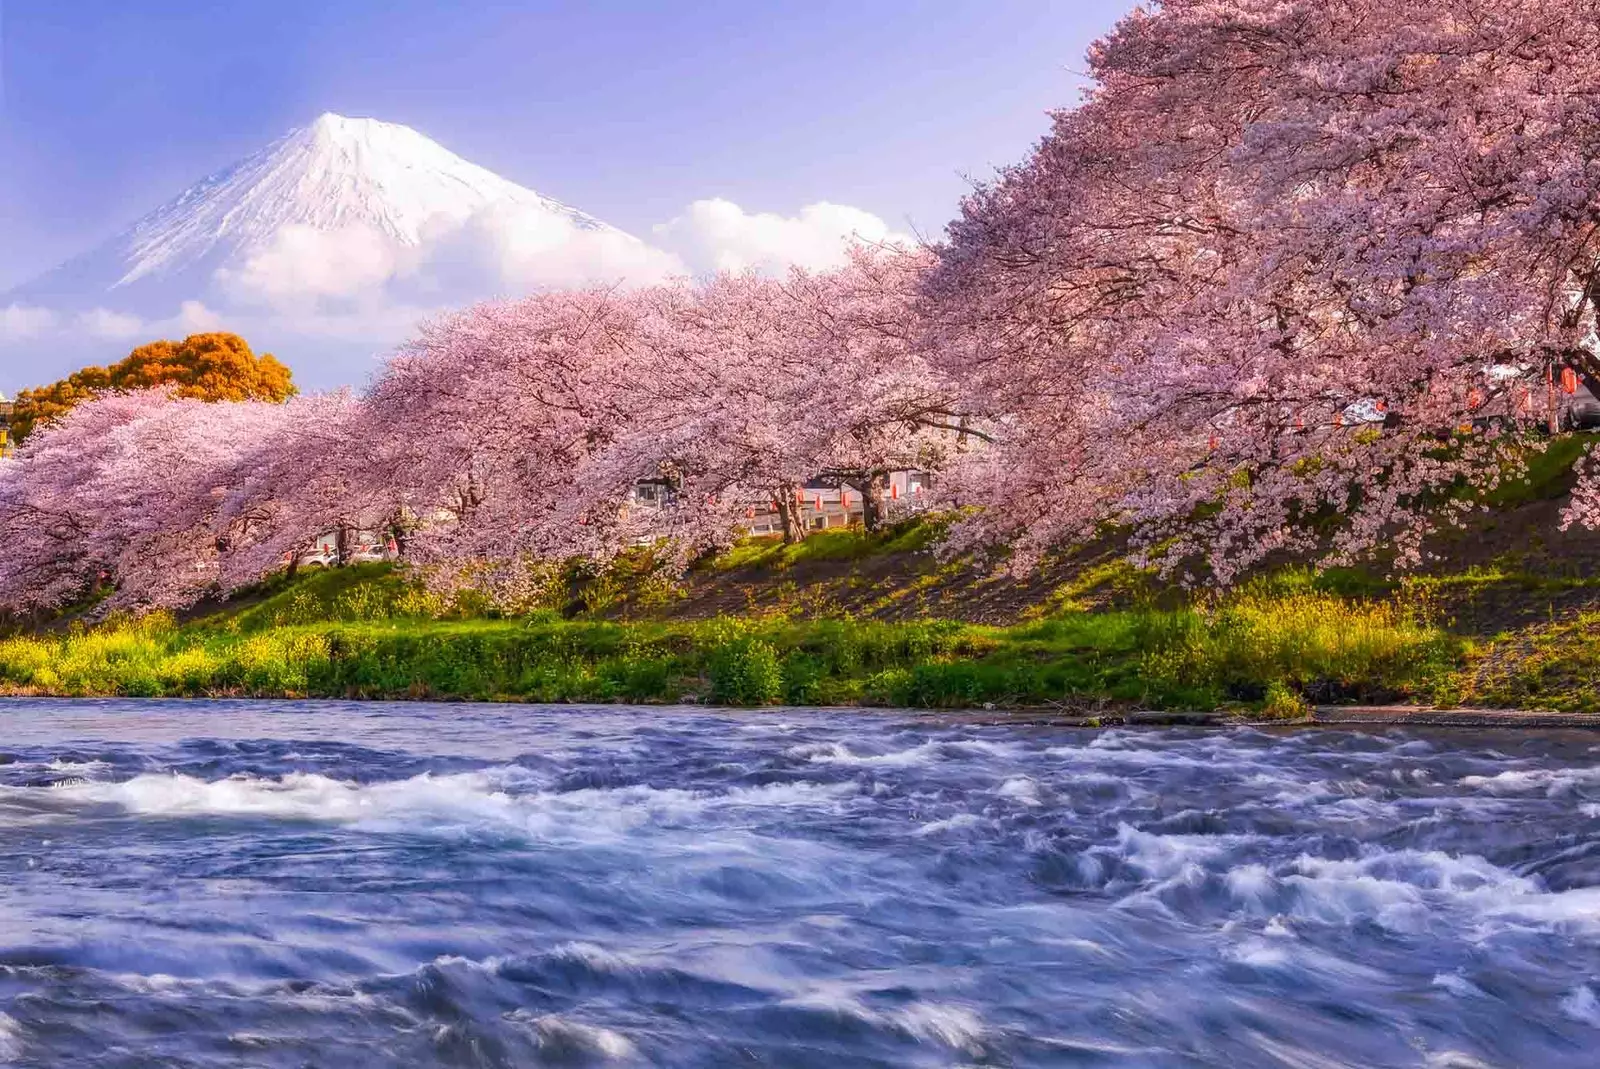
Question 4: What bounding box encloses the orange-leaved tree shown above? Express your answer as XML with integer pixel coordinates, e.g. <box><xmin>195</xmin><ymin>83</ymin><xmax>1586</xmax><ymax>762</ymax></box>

<box><xmin>8</xmin><ymin>333</ymin><xmax>296</xmax><ymax>444</ymax></box>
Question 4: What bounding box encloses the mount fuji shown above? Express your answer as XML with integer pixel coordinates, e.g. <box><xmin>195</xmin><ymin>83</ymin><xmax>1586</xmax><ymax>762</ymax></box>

<box><xmin>3</xmin><ymin>113</ymin><xmax>678</xmax><ymax>386</ymax></box>
<box><xmin>2</xmin><ymin>112</ymin><xmax>909</xmax><ymax>389</ymax></box>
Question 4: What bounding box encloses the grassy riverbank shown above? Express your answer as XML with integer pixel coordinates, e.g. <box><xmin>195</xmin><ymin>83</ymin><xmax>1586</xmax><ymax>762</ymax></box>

<box><xmin>0</xmin><ymin>565</ymin><xmax>1462</xmax><ymax>711</ymax></box>
<box><xmin>13</xmin><ymin>435</ymin><xmax>1600</xmax><ymax>715</ymax></box>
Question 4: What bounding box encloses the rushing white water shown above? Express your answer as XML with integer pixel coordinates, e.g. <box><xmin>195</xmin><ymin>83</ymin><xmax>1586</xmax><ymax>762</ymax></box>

<box><xmin>0</xmin><ymin>698</ymin><xmax>1597</xmax><ymax>1067</ymax></box>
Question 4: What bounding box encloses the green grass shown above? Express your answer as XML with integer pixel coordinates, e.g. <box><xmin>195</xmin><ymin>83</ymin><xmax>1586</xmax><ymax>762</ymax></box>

<box><xmin>0</xmin><ymin>588</ymin><xmax>1463</xmax><ymax>712</ymax></box>
<box><xmin>707</xmin><ymin>516</ymin><xmax>944</xmax><ymax>572</ymax></box>
<box><xmin>18</xmin><ymin>479</ymin><xmax>1600</xmax><ymax>712</ymax></box>
<box><xmin>1457</xmin><ymin>610</ymin><xmax>1600</xmax><ymax>712</ymax></box>
<box><xmin>218</xmin><ymin>562</ymin><xmax>438</xmax><ymax>631</ymax></box>
<box><xmin>1479</xmin><ymin>434</ymin><xmax>1589</xmax><ymax>508</ymax></box>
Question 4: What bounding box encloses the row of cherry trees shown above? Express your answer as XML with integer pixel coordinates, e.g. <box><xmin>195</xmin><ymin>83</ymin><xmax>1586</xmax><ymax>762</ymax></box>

<box><xmin>0</xmin><ymin>249</ymin><xmax>963</xmax><ymax>615</ymax></box>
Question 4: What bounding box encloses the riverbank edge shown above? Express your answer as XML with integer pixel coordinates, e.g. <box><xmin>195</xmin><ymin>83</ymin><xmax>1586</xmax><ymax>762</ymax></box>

<box><xmin>895</xmin><ymin>706</ymin><xmax>1600</xmax><ymax>729</ymax></box>
<box><xmin>4</xmin><ymin>690</ymin><xmax>1598</xmax><ymax>730</ymax></box>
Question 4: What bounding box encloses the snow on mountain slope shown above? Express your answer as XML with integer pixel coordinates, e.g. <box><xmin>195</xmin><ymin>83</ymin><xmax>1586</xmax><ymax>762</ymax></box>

<box><xmin>7</xmin><ymin>113</ymin><xmax>653</xmax><ymax>311</ymax></box>
<box><xmin>115</xmin><ymin>113</ymin><xmax>608</xmax><ymax>287</ymax></box>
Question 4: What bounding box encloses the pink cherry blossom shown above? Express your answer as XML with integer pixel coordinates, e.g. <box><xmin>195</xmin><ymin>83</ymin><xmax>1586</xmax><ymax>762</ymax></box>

<box><xmin>928</xmin><ymin>0</ymin><xmax>1600</xmax><ymax>580</ymax></box>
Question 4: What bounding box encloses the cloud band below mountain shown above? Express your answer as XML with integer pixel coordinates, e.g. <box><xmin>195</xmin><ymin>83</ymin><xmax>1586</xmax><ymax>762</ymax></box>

<box><xmin>1</xmin><ymin>196</ymin><xmax>911</xmax><ymax>388</ymax></box>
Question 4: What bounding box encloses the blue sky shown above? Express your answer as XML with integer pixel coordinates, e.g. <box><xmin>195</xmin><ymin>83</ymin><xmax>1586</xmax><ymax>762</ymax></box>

<box><xmin>0</xmin><ymin>0</ymin><xmax>1136</xmax><ymax>290</ymax></box>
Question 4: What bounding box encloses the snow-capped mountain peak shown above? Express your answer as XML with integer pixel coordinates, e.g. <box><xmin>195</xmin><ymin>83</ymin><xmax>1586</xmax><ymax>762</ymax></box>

<box><xmin>0</xmin><ymin>112</ymin><xmax>701</xmax><ymax>389</ymax></box>
<box><xmin>10</xmin><ymin>112</ymin><xmax>616</xmax><ymax>304</ymax></box>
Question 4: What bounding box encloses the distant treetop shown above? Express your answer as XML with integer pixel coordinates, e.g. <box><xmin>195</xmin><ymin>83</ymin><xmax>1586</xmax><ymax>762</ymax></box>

<box><xmin>8</xmin><ymin>333</ymin><xmax>295</xmax><ymax>444</ymax></box>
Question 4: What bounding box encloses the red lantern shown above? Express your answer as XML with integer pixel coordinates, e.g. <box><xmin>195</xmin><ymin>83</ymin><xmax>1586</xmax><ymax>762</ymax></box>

<box><xmin>1562</xmin><ymin>367</ymin><xmax>1579</xmax><ymax>395</ymax></box>
<box><xmin>814</xmin><ymin>495</ymin><xmax>823</xmax><ymax>510</ymax></box>
<box><xmin>891</xmin><ymin>483</ymin><xmax>899</xmax><ymax>500</ymax></box>
<box><xmin>1208</xmin><ymin>434</ymin><xmax>1218</xmax><ymax>451</ymax></box>
<box><xmin>1467</xmin><ymin>388</ymin><xmax>1485</xmax><ymax>410</ymax></box>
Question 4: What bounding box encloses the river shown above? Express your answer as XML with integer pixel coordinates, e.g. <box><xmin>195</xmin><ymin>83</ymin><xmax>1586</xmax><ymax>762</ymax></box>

<box><xmin>0</xmin><ymin>698</ymin><xmax>1596</xmax><ymax>1067</ymax></box>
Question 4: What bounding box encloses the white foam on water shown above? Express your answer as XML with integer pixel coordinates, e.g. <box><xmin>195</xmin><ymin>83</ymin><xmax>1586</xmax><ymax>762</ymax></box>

<box><xmin>1458</xmin><ymin>767</ymin><xmax>1600</xmax><ymax>796</ymax></box>
<box><xmin>915</xmin><ymin>812</ymin><xmax>984</xmax><ymax>836</ymax></box>
<box><xmin>1482</xmin><ymin>885</ymin><xmax>1600</xmax><ymax>930</ymax></box>
<box><xmin>543</xmin><ymin>942</ymin><xmax>648</xmax><ymax>975</ymax></box>
<box><xmin>1424</xmin><ymin>1054</ymin><xmax>1498</xmax><ymax>1069</ymax></box>
<box><xmin>1113</xmin><ymin>824</ymin><xmax>1253</xmax><ymax>881</ymax></box>
<box><xmin>1225</xmin><ymin>864</ymin><xmax>1276</xmax><ymax>907</ymax></box>
<box><xmin>1220</xmin><ymin>848</ymin><xmax>1600</xmax><ymax>938</ymax></box>
<box><xmin>21</xmin><ymin>767</ymin><xmax>858</xmax><ymax>841</ymax></box>
<box><xmin>45</xmin><ymin>758</ymin><xmax>111</xmax><ymax>776</ymax></box>
<box><xmin>1222</xmin><ymin>938</ymin><xmax>1293</xmax><ymax>969</ymax></box>
<box><xmin>513</xmin><ymin>1012</ymin><xmax>637</xmax><ymax>1059</ymax></box>
<box><xmin>1044</xmin><ymin>744</ymin><xmax>1213</xmax><ymax>772</ymax></box>
<box><xmin>0</xmin><ymin>1013</ymin><xmax>21</xmax><ymax>1064</ymax></box>
<box><xmin>893</xmin><ymin>1002</ymin><xmax>986</xmax><ymax>1053</ymax></box>
<box><xmin>1559</xmin><ymin>984</ymin><xmax>1600</xmax><ymax>1027</ymax></box>
<box><xmin>1057</xmin><ymin>770</ymin><xmax>1132</xmax><ymax>790</ymax></box>
<box><xmin>1218</xmin><ymin>924</ymin><xmax>1387</xmax><ymax>986</ymax></box>
<box><xmin>996</xmin><ymin>777</ymin><xmax>1042</xmax><ymax>806</ymax></box>
<box><xmin>1432</xmin><ymin>972</ymin><xmax>1489</xmax><ymax>999</ymax></box>
<box><xmin>781</xmin><ymin>989</ymin><xmax>985</xmax><ymax>1054</ymax></box>
<box><xmin>943</xmin><ymin>739</ymin><xmax>1025</xmax><ymax>757</ymax></box>
<box><xmin>790</xmin><ymin>740</ymin><xmax>946</xmax><ymax>767</ymax></box>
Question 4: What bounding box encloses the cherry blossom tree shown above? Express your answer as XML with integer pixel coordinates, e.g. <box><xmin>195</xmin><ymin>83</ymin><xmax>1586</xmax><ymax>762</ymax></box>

<box><xmin>0</xmin><ymin>390</ymin><xmax>290</xmax><ymax>614</ymax></box>
<box><xmin>365</xmin><ymin>248</ymin><xmax>966</xmax><ymax>572</ymax></box>
<box><xmin>581</xmin><ymin>247</ymin><xmax>966</xmax><ymax>548</ymax></box>
<box><xmin>784</xmin><ymin>248</ymin><xmax>971</xmax><ymax>529</ymax></box>
<box><xmin>359</xmin><ymin>286</ymin><xmax>654</xmax><ymax>572</ymax></box>
<box><xmin>214</xmin><ymin>390</ymin><xmax>400</xmax><ymax>591</ymax></box>
<box><xmin>929</xmin><ymin>0</ymin><xmax>1600</xmax><ymax>580</ymax></box>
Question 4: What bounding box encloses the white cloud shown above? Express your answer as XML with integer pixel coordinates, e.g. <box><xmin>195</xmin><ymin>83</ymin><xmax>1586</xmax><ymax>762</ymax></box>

<box><xmin>215</xmin><ymin>224</ymin><xmax>404</xmax><ymax>309</ymax></box>
<box><xmin>78</xmin><ymin>308</ymin><xmax>146</xmax><ymax>339</ymax></box>
<box><xmin>189</xmin><ymin>197</ymin><xmax>908</xmax><ymax>315</ymax></box>
<box><xmin>211</xmin><ymin>205</ymin><xmax>686</xmax><ymax>315</ymax></box>
<box><xmin>0</xmin><ymin>304</ymin><xmax>59</xmax><ymax>339</ymax></box>
<box><xmin>652</xmin><ymin>198</ymin><xmax>911</xmax><ymax>275</ymax></box>
<box><xmin>403</xmin><ymin>202</ymin><xmax>684</xmax><ymax>300</ymax></box>
<box><xmin>176</xmin><ymin>300</ymin><xmax>226</xmax><ymax>333</ymax></box>
<box><xmin>2</xmin><ymin>195</ymin><xmax>910</xmax><ymax>388</ymax></box>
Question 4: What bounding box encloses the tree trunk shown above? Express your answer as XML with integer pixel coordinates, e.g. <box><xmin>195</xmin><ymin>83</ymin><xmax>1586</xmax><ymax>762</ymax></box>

<box><xmin>1549</xmin><ymin>360</ymin><xmax>1561</xmax><ymax>435</ymax></box>
<box><xmin>336</xmin><ymin>524</ymin><xmax>353</xmax><ymax>567</ymax></box>
<box><xmin>857</xmin><ymin>474</ymin><xmax>889</xmax><ymax>533</ymax></box>
<box><xmin>775</xmin><ymin>484</ymin><xmax>806</xmax><ymax>544</ymax></box>
<box><xmin>389</xmin><ymin>520</ymin><xmax>408</xmax><ymax>558</ymax></box>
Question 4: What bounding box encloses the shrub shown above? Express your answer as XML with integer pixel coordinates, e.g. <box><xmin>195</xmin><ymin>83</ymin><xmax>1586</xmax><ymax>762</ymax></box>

<box><xmin>708</xmin><ymin>636</ymin><xmax>784</xmax><ymax>705</ymax></box>
<box><xmin>1261</xmin><ymin>680</ymin><xmax>1311</xmax><ymax>719</ymax></box>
